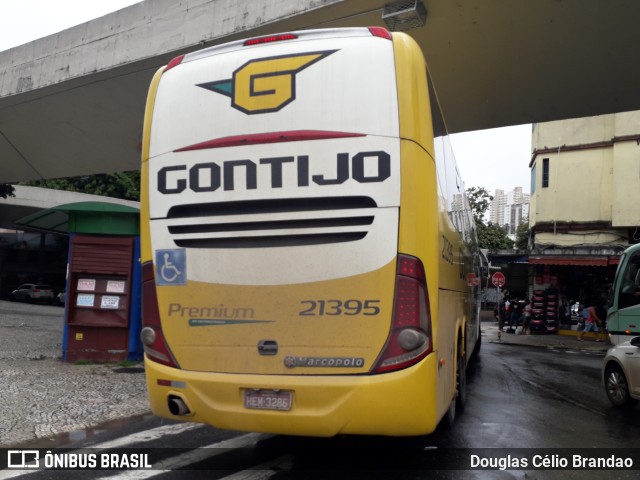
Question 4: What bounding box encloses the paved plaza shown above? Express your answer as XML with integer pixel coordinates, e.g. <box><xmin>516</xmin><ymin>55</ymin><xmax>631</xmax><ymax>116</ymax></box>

<box><xmin>0</xmin><ymin>300</ymin><xmax>148</xmax><ymax>447</ymax></box>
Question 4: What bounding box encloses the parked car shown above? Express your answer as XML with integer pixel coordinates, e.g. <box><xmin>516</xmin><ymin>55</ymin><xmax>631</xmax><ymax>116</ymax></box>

<box><xmin>602</xmin><ymin>336</ymin><xmax>640</xmax><ymax>408</ymax></box>
<box><xmin>10</xmin><ymin>284</ymin><xmax>55</xmax><ymax>304</ymax></box>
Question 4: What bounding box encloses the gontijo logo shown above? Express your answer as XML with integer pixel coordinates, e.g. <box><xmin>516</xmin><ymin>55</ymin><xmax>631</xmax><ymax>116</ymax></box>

<box><xmin>197</xmin><ymin>50</ymin><xmax>337</xmax><ymax>114</ymax></box>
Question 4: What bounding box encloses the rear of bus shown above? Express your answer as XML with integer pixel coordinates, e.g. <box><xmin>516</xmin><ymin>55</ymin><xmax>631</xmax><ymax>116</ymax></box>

<box><xmin>141</xmin><ymin>27</ymin><xmax>455</xmax><ymax>436</ymax></box>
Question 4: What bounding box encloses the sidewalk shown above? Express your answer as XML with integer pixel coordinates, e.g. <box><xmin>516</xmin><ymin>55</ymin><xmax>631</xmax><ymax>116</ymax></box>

<box><xmin>481</xmin><ymin>310</ymin><xmax>610</xmax><ymax>354</ymax></box>
<box><xmin>0</xmin><ymin>300</ymin><xmax>149</xmax><ymax>448</ymax></box>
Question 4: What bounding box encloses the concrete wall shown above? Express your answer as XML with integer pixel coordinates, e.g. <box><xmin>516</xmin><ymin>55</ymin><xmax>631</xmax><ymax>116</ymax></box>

<box><xmin>530</xmin><ymin>111</ymin><xmax>640</xmax><ymax>246</ymax></box>
<box><xmin>0</xmin><ymin>0</ymin><xmax>340</xmax><ymax>99</ymax></box>
<box><xmin>532</xmin><ymin>114</ymin><xmax>615</xmax><ymax>148</ymax></box>
<box><xmin>530</xmin><ymin>146</ymin><xmax>613</xmax><ymax>225</ymax></box>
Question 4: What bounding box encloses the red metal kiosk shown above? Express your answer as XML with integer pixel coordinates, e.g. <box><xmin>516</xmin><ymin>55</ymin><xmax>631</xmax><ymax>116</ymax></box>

<box><xmin>17</xmin><ymin>201</ymin><xmax>141</xmax><ymax>362</ymax></box>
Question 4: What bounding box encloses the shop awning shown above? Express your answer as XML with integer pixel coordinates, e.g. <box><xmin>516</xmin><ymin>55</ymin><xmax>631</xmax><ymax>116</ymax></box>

<box><xmin>528</xmin><ymin>256</ymin><xmax>619</xmax><ymax>266</ymax></box>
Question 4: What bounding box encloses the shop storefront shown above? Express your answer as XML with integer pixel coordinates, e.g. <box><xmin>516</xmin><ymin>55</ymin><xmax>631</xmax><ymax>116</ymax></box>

<box><xmin>528</xmin><ymin>255</ymin><xmax>620</xmax><ymax>329</ymax></box>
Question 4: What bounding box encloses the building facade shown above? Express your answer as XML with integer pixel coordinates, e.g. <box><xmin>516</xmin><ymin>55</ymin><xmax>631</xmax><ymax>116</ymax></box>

<box><xmin>528</xmin><ymin>111</ymin><xmax>640</xmax><ymax>313</ymax></box>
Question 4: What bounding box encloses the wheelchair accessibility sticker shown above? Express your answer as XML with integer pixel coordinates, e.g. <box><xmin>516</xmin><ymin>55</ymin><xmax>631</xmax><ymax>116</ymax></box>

<box><xmin>155</xmin><ymin>249</ymin><xmax>186</xmax><ymax>286</ymax></box>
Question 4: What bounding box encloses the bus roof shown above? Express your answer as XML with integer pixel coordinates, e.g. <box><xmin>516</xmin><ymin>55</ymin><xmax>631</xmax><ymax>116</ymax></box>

<box><xmin>176</xmin><ymin>27</ymin><xmax>390</xmax><ymax>66</ymax></box>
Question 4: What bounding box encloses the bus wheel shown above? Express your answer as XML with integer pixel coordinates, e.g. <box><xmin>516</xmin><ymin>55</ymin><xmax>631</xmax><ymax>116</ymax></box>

<box><xmin>473</xmin><ymin>328</ymin><xmax>481</xmax><ymax>356</ymax></box>
<box><xmin>443</xmin><ymin>392</ymin><xmax>456</xmax><ymax>429</ymax></box>
<box><xmin>456</xmin><ymin>342</ymin><xmax>467</xmax><ymax>413</ymax></box>
<box><xmin>442</xmin><ymin>342</ymin><xmax>465</xmax><ymax>429</ymax></box>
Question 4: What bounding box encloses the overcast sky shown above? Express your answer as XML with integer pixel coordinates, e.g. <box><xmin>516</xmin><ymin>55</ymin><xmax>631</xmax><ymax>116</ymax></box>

<box><xmin>450</xmin><ymin>124</ymin><xmax>532</xmax><ymax>195</ymax></box>
<box><xmin>0</xmin><ymin>0</ymin><xmax>532</xmax><ymax>195</ymax></box>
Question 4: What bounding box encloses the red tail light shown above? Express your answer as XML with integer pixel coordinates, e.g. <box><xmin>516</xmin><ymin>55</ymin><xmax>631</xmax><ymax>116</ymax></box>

<box><xmin>372</xmin><ymin>254</ymin><xmax>432</xmax><ymax>373</ymax></box>
<box><xmin>141</xmin><ymin>261</ymin><xmax>180</xmax><ymax>368</ymax></box>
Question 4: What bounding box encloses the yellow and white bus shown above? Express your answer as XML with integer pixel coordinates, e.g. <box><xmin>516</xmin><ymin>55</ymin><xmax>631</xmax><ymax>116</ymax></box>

<box><xmin>140</xmin><ymin>27</ymin><xmax>481</xmax><ymax>437</ymax></box>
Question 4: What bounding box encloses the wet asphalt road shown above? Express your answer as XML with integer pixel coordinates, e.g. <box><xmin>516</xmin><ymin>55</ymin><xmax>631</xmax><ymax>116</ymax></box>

<box><xmin>7</xmin><ymin>328</ymin><xmax>639</xmax><ymax>479</ymax></box>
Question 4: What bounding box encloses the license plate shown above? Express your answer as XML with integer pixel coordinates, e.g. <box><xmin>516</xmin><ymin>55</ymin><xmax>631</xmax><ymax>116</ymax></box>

<box><xmin>244</xmin><ymin>389</ymin><xmax>292</xmax><ymax>411</ymax></box>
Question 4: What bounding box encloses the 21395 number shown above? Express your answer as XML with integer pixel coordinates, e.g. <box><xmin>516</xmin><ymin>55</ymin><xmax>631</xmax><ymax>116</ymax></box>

<box><xmin>299</xmin><ymin>299</ymin><xmax>381</xmax><ymax>317</ymax></box>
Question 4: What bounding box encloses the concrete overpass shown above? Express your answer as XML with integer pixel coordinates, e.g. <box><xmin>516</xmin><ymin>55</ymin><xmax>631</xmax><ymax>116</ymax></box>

<box><xmin>1</xmin><ymin>0</ymin><xmax>639</xmax><ymax>184</ymax></box>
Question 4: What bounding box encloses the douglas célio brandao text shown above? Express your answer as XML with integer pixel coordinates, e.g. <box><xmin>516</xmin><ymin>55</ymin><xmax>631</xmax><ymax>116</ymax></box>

<box><xmin>470</xmin><ymin>453</ymin><xmax>634</xmax><ymax>470</ymax></box>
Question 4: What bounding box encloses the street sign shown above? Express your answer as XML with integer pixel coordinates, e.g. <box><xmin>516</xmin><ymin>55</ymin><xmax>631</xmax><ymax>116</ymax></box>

<box><xmin>492</xmin><ymin>272</ymin><xmax>506</xmax><ymax>287</ymax></box>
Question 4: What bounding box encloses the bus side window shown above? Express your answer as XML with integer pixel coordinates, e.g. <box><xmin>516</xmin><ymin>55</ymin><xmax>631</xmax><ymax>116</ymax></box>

<box><xmin>618</xmin><ymin>254</ymin><xmax>640</xmax><ymax>309</ymax></box>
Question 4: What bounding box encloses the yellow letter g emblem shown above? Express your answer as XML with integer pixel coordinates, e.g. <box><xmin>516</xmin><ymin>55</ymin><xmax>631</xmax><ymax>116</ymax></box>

<box><xmin>198</xmin><ymin>50</ymin><xmax>337</xmax><ymax>114</ymax></box>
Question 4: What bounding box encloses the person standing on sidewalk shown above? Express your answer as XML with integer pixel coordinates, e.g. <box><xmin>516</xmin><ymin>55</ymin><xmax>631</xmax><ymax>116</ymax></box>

<box><xmin>521</xmin><ymin>298</ymin><xmax>532</xmax><ymax>335</ymax></box>
<box><xmin>510</xmin><ymin>298</ymin><xmax>523</xmax><ymax>331</ymax></box>
<box><xmin>501</xmin><ymin>296</ymin><xmax>511</xmax><ymax>332</ymax></box>
<box><xmin>577</xmin><ymin>300</ymin><xmax>604</xmax><ymax>342</ymax></box>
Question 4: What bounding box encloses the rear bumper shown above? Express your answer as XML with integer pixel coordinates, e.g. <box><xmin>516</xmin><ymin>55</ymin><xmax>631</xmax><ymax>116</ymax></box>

<box><xmin>144</xmin><ymin>353</ymin><xmax>441</xmax><ymax>437</ymax></box>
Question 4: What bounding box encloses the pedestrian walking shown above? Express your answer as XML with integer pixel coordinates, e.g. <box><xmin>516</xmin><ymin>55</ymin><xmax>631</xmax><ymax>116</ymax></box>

<box><xmin>577</xmin><ymin>300</ymin><xmax>605</xmax><ymax>342</ymax></box>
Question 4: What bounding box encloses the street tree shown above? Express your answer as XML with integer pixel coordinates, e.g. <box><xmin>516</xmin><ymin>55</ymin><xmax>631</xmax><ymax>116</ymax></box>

<box><xmin>466</xmin><ymin>186</ymin><xmax>493</xmax><ymax>223</ymax></box>
<box><xmin>24</xmin><ymin>171</ymin><xmax>140</xmax><ymax>201</ymax></box>
<box><xmin>515</xmin><ymin>221</ymin><xmax>530</xmax><ymax>250</ymax></box>
<box><xmin>466</xmin><ymin>186</ymin><xmax>514</xmax><ymax>250</ymax></box>
<box><xmin>0</xmin><ymin>184</ymin><xmax>15</xmax><ymax>198</ymax></box>
<box><xmin>477</xmin><ymin>222</ymin><xmax>515</xmax><ymax>249</ymax></box>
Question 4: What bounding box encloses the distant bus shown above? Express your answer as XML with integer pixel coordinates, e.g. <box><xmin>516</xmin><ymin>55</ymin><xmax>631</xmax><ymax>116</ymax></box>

<box><xmin>140</xmin><ymin>27</ymin><xmax>481</xmax><ymax>437</ymax></box>
<box><xmin>607</xmin><ymin>243</ymin><xmax>640</xmax><ymax>345</ymax></box>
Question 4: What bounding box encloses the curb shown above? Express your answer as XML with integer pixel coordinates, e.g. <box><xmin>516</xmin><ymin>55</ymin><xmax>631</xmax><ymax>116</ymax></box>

<box><xmin>490</xmin><ymin>336</ymin><xmax>610</xmax><ymax>354</ymax></box>
<box><xmin>482</xmin><ymin>322</ymin><xmax>610</xmax><ymax>354</ymax></box>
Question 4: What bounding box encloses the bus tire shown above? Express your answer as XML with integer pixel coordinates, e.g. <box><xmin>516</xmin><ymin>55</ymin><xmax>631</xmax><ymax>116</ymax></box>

<box><xmin>441</xmin><ymin>340</ymin><xmax>465</xmax><ymax>430</ymax></box>
<box><xmin>472</xmin><ymin>329</ymin><xmax>482</xmax><ymax>357</ymax></box>
<box><xmin>456</xmin><ymin>340</ymin><xmax>467</xmax><ymax>413</ymax></box>
<box><xmin>442</xmin><ymin>392</ymin><xmax>456</xmax><ymax>429</ymax></box>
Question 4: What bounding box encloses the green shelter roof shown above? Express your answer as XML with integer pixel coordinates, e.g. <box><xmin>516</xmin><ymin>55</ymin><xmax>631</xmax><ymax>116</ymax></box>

<box><xmin>16</xmin><ymin>201</ymin><xmax>139</xmax><ymax>236</ymax></box>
